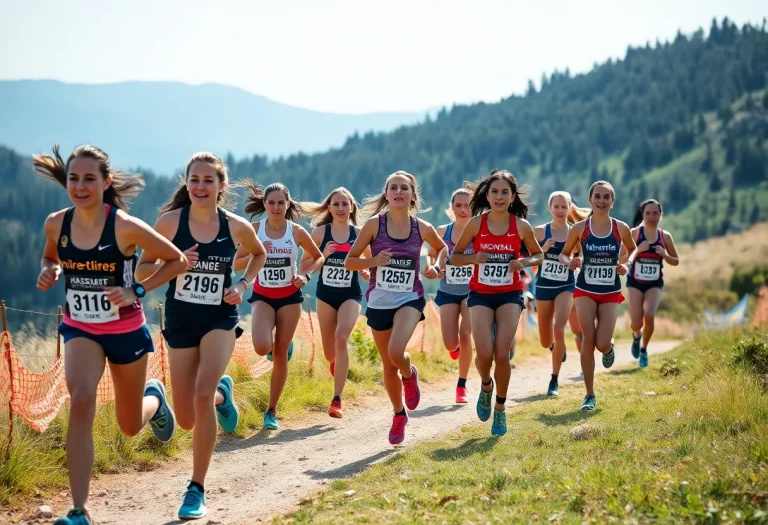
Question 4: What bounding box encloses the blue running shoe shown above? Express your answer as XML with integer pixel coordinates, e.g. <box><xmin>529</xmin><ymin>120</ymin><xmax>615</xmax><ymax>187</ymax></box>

<box><xmin>53</xmin><ymin>509</ymin><xmax>91</xmax><ymax>525</ymax></box>
<box><xmin>639</xmin><ymin>349</ymin><xmax>649</xmax><ymax>368</ymax></box>
<box><xmin>476</xmin><ymin>380</ymin><xmax>493</xmax><ymax>422</ymax></box>
<box><xmin>178</xmin><ymin>483</ymin><xmax>207</xmax><ymax>520</ymax></box>
<box><xmin>547</xmin><ymin>377</ymin><xmax>559</xmax><ymax>396</ymax></box>
<box><xmin>216</xmin><ymin>375</ymin><xmax>239</xmax><ymax>433</ymax></box>
<box><xmin>267</xmin><ymin>340</ymin><xmax>294</xmax><ymax>362</ymax></box>
<box><xmin>602</xmin><ymin>345</ymin><xmax>615</xmax><ymax>369</ymax></box>
<box><xmin>491</xmin><ymin>408</ymin><xmax>507</xmax><ymax>436</ymax></box>
<box><xmin>631</xmin><ymin>333</ymin><xmax>641</xmax><ymax>359</ymax></box>
<box><xmin>145</xmin><ymin>379</ymin><xmax>176</xmax><ymax>442</ymax></box>
<box><xmin>263</xmin><ymin>408</ymin><xmax>278</xmax><ymax>430</ymax></box>
<box><xmin>580</xmin><ymin>394</ymin><xmax>596</xmax><ymax>411</ymax></box>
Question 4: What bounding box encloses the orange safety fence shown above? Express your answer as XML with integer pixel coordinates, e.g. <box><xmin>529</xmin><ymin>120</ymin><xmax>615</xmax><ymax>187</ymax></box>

<box><xmin>0</xmin><ymin>296</ymin><xmax>462</xmax><ymax>443</ymax></box>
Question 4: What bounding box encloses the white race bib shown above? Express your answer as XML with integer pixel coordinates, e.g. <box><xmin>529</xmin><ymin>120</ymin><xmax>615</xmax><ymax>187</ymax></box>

<box><xmin>66</xmin><ymin>275</ymin><xmax>120</xmax><ymax>324</ymax></box>
<box><xmin>445</xmin><ymin>264</ymin><xmax>473</xmax><ymax>285</ymax></box>
<box><xmin>635</xmin><ymin>261</ymin><xmax>661</xmax><ymax>281</ymax></box>
<box><xmin>322</xmin><ymin>256</ymin><xmax>353</xmax><ymax>288</ymax></box>
<box><xmin>584</xmin><ymin>265</ymin><xmax>616</xmax><ymax>286</ymax></box>
<box><xmin>478</xmin><ymin>253</ymin><xmax>514</xmax><ymax>286</ymax></box>
<box><xmin>540</xmin><ymin>257</ymin><xmax>569</xmax><ymax>282</ymax></box>
<box><xmin>175</xmin><ymin>272</ymin><xmax>225</xmax><ymax>305</ymax></box>
<box><xmin>375</xmin><ymin>257</ymin><xmax>416</xmax><ymax>293</ymax></box>
<box><xmin>259</xmin><ymin>257</ymin><xmax>293</xmax><ymax>287</ymax></box>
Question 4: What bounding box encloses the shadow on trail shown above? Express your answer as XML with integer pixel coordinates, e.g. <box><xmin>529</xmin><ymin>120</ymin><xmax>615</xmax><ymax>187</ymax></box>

<box><xmin>304</xmin><ymin>449</ymin><xmax>395</xmax><ymax>480</ymax></box>
<box><xmin>409</xmin><ymin>403</ymin><xmax>464</xmax><ymax>419</ymax></box>
<box><xmin>536</xmin><ymin>409</ymin><xmax>600</xmax><ymax>427</ymax></box>
<box><xmin>216</xmin><ymin>424</ymin><xmax>335</xmax><ymax>452</ymax></box>
<box><xmin>428</xmin><ymin>437</ymin><xmax>497</xmax><ymax>462</ymax></box>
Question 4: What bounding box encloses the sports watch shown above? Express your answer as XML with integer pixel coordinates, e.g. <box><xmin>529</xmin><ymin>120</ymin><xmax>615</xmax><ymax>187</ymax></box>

<box><xmin>132</xmin><ymin>283</ymin><xmax>146</xmax><ymax>299</ymax></box>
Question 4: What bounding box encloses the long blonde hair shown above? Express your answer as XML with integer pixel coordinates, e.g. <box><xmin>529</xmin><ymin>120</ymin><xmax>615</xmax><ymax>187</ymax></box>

<box><xmin>304</xmin><ymin>187</ymin><xmax>360</xmax><ymax>227</ymax></box>
<box><xmin>548</xmin><ymin>190</ymin><xmax>590</xmax><ymax>224</ymax></box>
<box><xmin>359</xmin><ymin>171</ymin><xmax>429</xmax><ymax>221</ymax></box>
<box><xmin>444</xmin><ymin>187</ymin><xmax>472</xmax><ymax>221</ymax></box>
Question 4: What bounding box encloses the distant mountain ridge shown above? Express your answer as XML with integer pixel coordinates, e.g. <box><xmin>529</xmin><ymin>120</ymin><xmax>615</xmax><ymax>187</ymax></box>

<box><xmin>0</xmin><ymin>79</ymin><xmax>430</xmax><ymax>173</ymax></box>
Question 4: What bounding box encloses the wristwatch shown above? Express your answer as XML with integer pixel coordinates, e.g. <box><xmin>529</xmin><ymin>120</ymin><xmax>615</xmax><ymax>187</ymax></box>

<box><xmin>304</xmin><ymin>273</ymin><xmax>312</xmax><ymax>282</ymax></box>
<box><xmin>132</xmin><ymin>283</ymin><xmax>146</xmax><ymax>299</ymax></box>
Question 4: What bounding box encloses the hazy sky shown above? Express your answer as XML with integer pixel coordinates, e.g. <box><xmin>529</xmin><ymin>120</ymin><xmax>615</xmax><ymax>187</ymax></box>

<box><xmin>0</xmin><ymin>0</ymin><xmax>765</xmax><ymax>113</ymax></box>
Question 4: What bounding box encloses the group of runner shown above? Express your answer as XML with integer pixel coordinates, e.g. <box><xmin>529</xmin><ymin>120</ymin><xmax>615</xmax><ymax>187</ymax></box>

<box><xmin>34</xmin><ymin>145</ymin><xmax>679</xmax><ymax>524</ymax></box>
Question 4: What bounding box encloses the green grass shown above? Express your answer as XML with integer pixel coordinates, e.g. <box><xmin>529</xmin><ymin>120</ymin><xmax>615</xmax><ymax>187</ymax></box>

<box><xmin>285</xmin><ymin>328</ymin><xmax>768</xmax><ymax>524</ymax></box>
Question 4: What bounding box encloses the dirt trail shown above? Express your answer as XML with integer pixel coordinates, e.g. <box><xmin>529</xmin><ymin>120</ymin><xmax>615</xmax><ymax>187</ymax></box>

<box><xmin>41</xmin><ymin>341</ymin><xmax>678</xmax><ymax>524</ymax></box>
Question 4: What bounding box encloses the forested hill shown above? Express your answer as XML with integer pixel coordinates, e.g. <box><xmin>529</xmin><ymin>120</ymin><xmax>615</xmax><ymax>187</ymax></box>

<box><xmin>2</xmin><ymin>18</ymin><xmax>768</xmax><ymax>329</ymax></box>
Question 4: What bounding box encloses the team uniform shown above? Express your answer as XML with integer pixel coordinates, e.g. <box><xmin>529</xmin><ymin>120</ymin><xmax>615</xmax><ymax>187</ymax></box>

<box><xmin>627</xmin><ymin>226</ymin><xmax>665</xmax><ymax>293</ymax></box>
<box><xmin>365</xmin><ymin>214</ymin><xmax>426</xmax><ymax>331</ymax></box>
<box><xmin>248</xmin><ymin>219</ymin><xmax>303</xmax><ymax>308</ymax></box>
<box><xmin>466</xmin><ymin>213</ymin><xmax>526</xmax><ymax>310</ymax></box>
<box><xmin>435</xmin><ymin>222</ymin><xmax>473</xmax><ymax>306</ymax></box>
<box><xmin>162</xmin><ymin>206</ymin><xmax>243</xmax><ymax>347</ymax></box>
<box><xmin>57</xmin><ymin>205</ymin><xmax>153</xmax><ymax>363</ymax></box>
<box><xmin>316</xmin><ymin>225</ymin><xmax>363</xmax><ymax>310</ymax></box>
<box><xmin>534</xmin><ymin>222</ymin><xmax>575</xmax><ymax>301</ymax></box>
<box><xmin>574</xmin><ymin>217</ymin><xmax>624</xmax><ymax>304</ymax></box>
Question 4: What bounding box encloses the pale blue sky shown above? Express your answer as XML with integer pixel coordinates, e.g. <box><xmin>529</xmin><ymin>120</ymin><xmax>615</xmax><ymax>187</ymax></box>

<box><xmin>0</xmin><ymin>0</ymin><xmax>765</xmax><ymax>113</ymax></box>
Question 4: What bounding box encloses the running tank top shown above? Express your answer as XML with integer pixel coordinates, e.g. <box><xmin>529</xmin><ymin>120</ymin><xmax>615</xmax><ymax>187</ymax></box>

<box><xmin>576</xmin><ymin>217</ymin><xmax>622</xmax><ymax>295</ymax></box>
<box><xmin>535</xmin><ymin>223</ymin><xmax>575</xmax><ymax>289</ymax></box>
<box><xmin>316</xmin><ymin>224</ymin><xmax>362</xmax><ymax>299</ymax></box>
<box><xmin>58</xmin><ymin>205</ymin><xmax>145</xmax><ymax>334</ymax></box>
<box><xmin>630</xmin><ymin>226</ymin><xmax>665</xmax><ymax>284</ymax></box>
<box><xmin>439</xmin><ymin>223</ymin><xmax>473</xmax><ymax>297</ymax></box>
<box><xmin>469</xmin><ymin>213</ymin><xmax>524</xmax><ymax>294</ymax></box>
<box><xmin>252</xmin><ymin>219</ymin><xmax>299</xmax><ymax>299</ymax></box>
<box><xmin>366</xmin><ymin>214</ymin><xmax>424</xmax><ymax>309</ymax></box>
<box><xmin>165</xmin><ymin>206</ymin><xmax>237</xmax><ymax>322</ymax></box>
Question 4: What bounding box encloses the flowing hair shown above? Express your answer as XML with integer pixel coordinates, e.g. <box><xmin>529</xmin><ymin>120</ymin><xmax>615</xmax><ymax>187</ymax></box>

<box><xmin>33</xmin><ymin>144</ymin><xmax>144</xmax><ymax>211</ymax></box>
<box><xmin>243</xmin><ymin>180</ymin><xmax>305</xmax><ymax>221</ymax></box>
<box><xmin>358</xmin><ymin>170</ymin><xmax>429</xmax><ymax>221</ymax></box>
<box><xmin>159</xmin><ymin>152</ymin><xmax>237</xmax><ymax>214</ymax></box>
<box><xmin>548</xmin><ymin>190</ymin><xmax>591</xmax><ymax>224</ymax></box>
<box><xmin>632</xmin><ymin>198</ymin><xmax>663</xmax><ymax>227</ymax></box>
<box><xmin>468</xmin><ymin>169</ymin><xmax>530</xmax><ymax>218</ymax></box>
<box><xmin>444</xmin><ymin>187</ymin><xmax>472</xmax><ymax>221</ymax></box>
<box><xmin>304</xmin><ymin>187</ymin><xmax>360</xmax><ymax>227</ymax></box>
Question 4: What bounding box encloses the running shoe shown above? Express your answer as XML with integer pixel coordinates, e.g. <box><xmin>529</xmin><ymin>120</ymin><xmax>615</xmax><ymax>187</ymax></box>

<box><xmin>547</xmin><ymin>377</ymin><xmax>559</xmax><ymax>396</ymax></box>
<box><xmin>53</xmin><ymin>509</ymin><xmax>91</xmax><ymax>525</ymax></box>
<box><xmin>580</xmin><ymin>394</ymin><xmax>597</xmax><ymax>411</ymax></box>
<box><xmin>267</xmin><ymin>340</ymin><xmax>294</xmax><ymax>362</ymax></box>
<box><xmin>602</xmin><ymin>345</ymin><xmax>615</xmax><ymax>369</ymax></box>
<box><xmin>388</xmin><ymin>411</ymin><xmax>408</xmax><ymax>445</ymax></box>
<box><xmin>455</xmin><ymin>386</ymin><xmax>468</xmax><ymax>404</ymax></box>
<box><xmin>631</xmin><ymin>333</ymin><xmax>641</xmax><ymax>359</ymax></box>
<box><xmin>476</xmin><ymin>380</ymin><xmax>494</xmax><ymax>422</ymax></box>
<box><xmin>491</xmin><ymin>408</ymin><xmax>507</xmax><ymax>436</ymax></box>
<box><xmin>402</xmin><ymin>365</ymin><xmax>421</xmax><ymax>410</ymax></box>
<box><xmin>216</xmin><ymin>375</ymin><xmax>239</xmax><ymax>433</ymax></box>
<box><xmin>328</xmin><ymin>399</ymin><xmax>343</xmax><ymax>418</ymax></box>
<box><xmin>263</xmin><ymin>408</ymin><xmax>278</xmax><ymax>430</ymax></box>
<box><xmin>178</xmin><ymin>483</ymin><xmax>207</xmax><ymax>520</ymax></box>
<box><xmin>639</xmin><ymin>349</ymin><xmax>649</xmax><ymax>368</ymax></box>
<box><xmin>449</xmin><ymin>346</ymin><xmax>460</xmax><ymax>360</ymax></box>
<box><xmin>145</xmin><ymin>379</ymin><xmax>176</xmax><ymax>442</ymax></box>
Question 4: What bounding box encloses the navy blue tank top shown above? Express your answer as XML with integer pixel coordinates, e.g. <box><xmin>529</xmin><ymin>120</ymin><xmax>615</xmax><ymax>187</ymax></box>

<box><xmin>576</xmin><ymin>218</ymin><xmax>622</xmax><ymax>295</ymax></box>
<box><xmin>535</xmin><ymin>223</ymin><xmax>575</xmax><ymax>289</ymax></box>
<box><xmin>316</xmin><ymin>224</ymin><xmax>362</xmax><ymax>300</ymax></box>
<box><xmin>629</xmin><ymin>226</ymin><xmax>665</xmax><ymax>285</ymax></box>
<box><xmin>165</xmin><ymin>206</ymin><xmax>237</xmax><ymax>324</ymax></box>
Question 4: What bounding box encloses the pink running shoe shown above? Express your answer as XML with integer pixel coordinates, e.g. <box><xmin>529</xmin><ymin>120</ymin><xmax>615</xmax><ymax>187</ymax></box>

<box><xmin>455</xmin><ymin>386</ymin><xmax>468</xmax><ymax>404</ymax></box>
<box><xmin>388</xmin><ymin>411</ymin><xmax>409</xmax><ymax>445</ymax></box>
<box><xmin>402</xmin><ymin>365</ymin><xmax>421</xmax><ymax>410</ymax></box>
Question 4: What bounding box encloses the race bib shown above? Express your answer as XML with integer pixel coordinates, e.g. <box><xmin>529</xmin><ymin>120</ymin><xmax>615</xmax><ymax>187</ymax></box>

<box><xmin>584</xmin><ymin>265</ymin><xmax>616</xmax><ymax>286</ymax></box>
<box><xmin>445</xmin><ymin>263</ymin><xmax>473</xmax><ymax>285</ymax></box>
<box><xmin>635</xmin><ymin>260</ymin><xmax>661</xmax><ymax>281</ymax></box>
<box><xmin>375</xmin><ymin>256</ymin><xmax>416</xmax><ymax>293</ymax></box>
<box><xmin>478</xmin><ymin>253</ymin><xmax>514</xmax><ymax>286</ymax></box>
<box><xmin>175</xmin><ymin>272</ymin><xmax>225</xmax><ymax>305</ymax></box>
<box><xmin>66</xmin><ymin>275</ymin><xmax>120</xmax><ymax>324</ymax></box>
<box><xmin>540</xmin><ymin>254</ymin><xmax>569</xmax><ymax>282</ymax></box>
<box><xmin>322</xmin><ymin>256</ymin><xmax>353</xmax><ymax>288</ymax></box>
<box><xmin>259</xmin><ymin>257</ymin><xmax>293</xmax><ymax>287</ymax></box>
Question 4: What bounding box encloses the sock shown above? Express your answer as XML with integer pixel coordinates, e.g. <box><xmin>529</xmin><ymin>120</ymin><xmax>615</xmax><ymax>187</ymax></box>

<box><xmin>551</xmin><ymin>374</ymin><xmax>558</xmax><ymax>381</ymax></box>
<box><xmin>633</xmin><ymin>332</ymin><xmax>641</xmax><ymax>340</ymax></box>
<box><xmin>189</xmin><ymin>481</ymin><xmax>204</xmax><ymax>493</ymax></box>
<box><xmin>396</xmin><ymin>408</ymin><xmax>406</xmax><ymax>416</ymax></box>
<box><xmin>457</xmin><ymin>377</ymin><xmax>467</xmax><ymax>388</ymax></box>
<box><xmin>332</xmin><ymin>395</ymin><xmax>341</xmax><ymax>402</ymax></box>
<box><xmin>640</xmin><ymin>347</ymin><xmax>647</xmax><ymax>354</ymax></box>
<box><xmin>482</xmin><ymin>378</ymin><xmax>493</xmax><ymax>391</ymax></box>
<box><xmin>495</xmin><ymin>396</ymin><xmax>506</xmax><ymax>406</ymax></box>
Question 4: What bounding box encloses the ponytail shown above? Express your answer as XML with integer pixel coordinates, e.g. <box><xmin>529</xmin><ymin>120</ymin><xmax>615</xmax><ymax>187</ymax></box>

<box><xmin>304</xmin><ymin>187</ymin><xmax>360</xmax><ymax>227</ymax></box>
<box><xmin>359</xmin><ymin>171</ymin><xmax>428</xmax><ymax>222</ymax></box>
<box><xmin>243</xmin><ymin>180</ymin><xmax>305</xmax><ymax>222</ymax></box>
<box><xmin>633</xmin><ymin>198</ymin><xmax>663</xmax><ymax>227</ymax></box>
<box><xmin>33</xmin><ymin>144</ymin><xmax>144</xmax><ymax>211</ymax></box>
<box><xmin>159</xmin><ymin>152</ymin><xmax>235</xmax><ymax>214</ymax></box>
